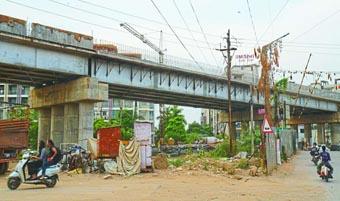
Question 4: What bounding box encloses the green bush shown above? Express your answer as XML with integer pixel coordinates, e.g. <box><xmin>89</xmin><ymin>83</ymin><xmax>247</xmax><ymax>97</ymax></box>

<box><xmin>185</xmin><ymin>132</ymin><xmax>202</xmax><ymax>144</ymax></box>
<box><xmin>237</xmin><ymin>158</ymin><xmax>249</xmax><ymax>169</ymax></box>
<box><xmin>168</xmin><ymin>158</ymin><xmax>184</xmax><ymax>167</ymax></box>
<box><xmin>210</xmin><ymin>141</ymin><xmax>230</xmax><ymax>158</ymax></box>
<box><xmin>237</xmin><ymin>126</ymin><xmax>261</xmax><ymax>154</ymax></box>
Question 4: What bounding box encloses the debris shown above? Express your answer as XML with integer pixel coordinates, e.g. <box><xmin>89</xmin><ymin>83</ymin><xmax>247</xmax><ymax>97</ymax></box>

<box><xmin>222</xmin><ymin>163</ymin><xmax>235</xmax><ymax>175</ymax></box>
<box><xmin>232</xmin><ymin>175</ymin><xmax>243</xmax><ymax>180</ymax></box>
<box><xmin>153</xmin><ymin>153</ymin><xmax>168</xmax><ymax>170</ymax></box>
<box><xmin>103</xmin><ymin>175</ymin><xmax>112</xmax><ymax>180</ymax></box>
<box><xmin>249</xmin><ymin>166</ymin><xmax>258</xmax><ymax>177</ymax></box>
<box><xmin>67</xmin><ymin>168</ymin><xmax>83</xmax><ymax>176</ymax></box>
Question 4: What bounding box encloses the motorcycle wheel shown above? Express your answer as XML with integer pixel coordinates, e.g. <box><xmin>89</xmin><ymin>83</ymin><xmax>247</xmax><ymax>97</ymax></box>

<box><xmin>45</xmin><ymin>176</ymin><xmax>57</xmax><ymax>188</ymax></box>
<box><xmin>7</xmin><ymin>177</ymin><xmax>21</xmax><ymax>190</ymax></box>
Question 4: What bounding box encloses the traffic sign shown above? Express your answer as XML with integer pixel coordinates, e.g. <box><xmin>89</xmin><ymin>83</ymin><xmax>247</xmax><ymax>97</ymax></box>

<box><xmin>262</xmin><ymin>116</ymin><xmax>273</xmax><ymax>134</ymax></box>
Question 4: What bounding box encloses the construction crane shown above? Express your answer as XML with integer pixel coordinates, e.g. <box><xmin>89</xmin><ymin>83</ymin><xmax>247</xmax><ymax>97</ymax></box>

<box><xmin>120</xmin><ymin>22</ymin><xmax>165</xmax><ymax>63</ymax></box>
<box><xmin>120</xmin><ymin>22</ymin><xmax>166</xmax><ymax>145</ymax></box>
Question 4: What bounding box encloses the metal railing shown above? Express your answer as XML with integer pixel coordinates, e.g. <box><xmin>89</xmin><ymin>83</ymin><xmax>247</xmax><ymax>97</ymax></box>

<box><xmin>94</xmin><ymin>39</ymin><xmax>224</xmax><ymax>76</ymax></box>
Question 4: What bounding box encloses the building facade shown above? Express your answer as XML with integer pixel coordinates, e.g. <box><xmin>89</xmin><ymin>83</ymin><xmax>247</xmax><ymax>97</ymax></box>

<box><xmin>94</xmin><ymin>99</ymin><xmax>155</xmax><ymax>123</ymax></box>
<box><xmin>0</xmin><ymin>83</ymin><xmax>30</xmax><ymax>119</ymax></box>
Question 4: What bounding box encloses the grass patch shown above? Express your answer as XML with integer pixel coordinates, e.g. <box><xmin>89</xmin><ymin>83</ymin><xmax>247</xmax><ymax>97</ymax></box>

<box><xmin>168</xmin><ymin>158</ymin><xmax>184</xmax><ymax>167</ymax></box>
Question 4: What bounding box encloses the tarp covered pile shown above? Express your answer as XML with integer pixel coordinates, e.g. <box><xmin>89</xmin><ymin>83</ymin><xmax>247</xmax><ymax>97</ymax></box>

<box><xmin>104</xmin><ymin>139</ymin><xmax>141</xmax><ymax>176</ymax></box>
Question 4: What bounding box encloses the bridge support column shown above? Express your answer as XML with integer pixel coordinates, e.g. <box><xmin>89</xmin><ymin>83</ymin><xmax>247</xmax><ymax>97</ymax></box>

<box><xmin>304</xmin><ymin>124</ymin><xmax>312</xmax><ymax>147</ymax></box>
<box><xmin>30</xmin><ymin>77</ymin><xmax>108</xmax><ymax>149</ymax></box>
<box><xmin>38</xmin><ymin>108</ymin><xmax>51</xmax><ymax>142</ymax></box>
<box><xmin>317</xmin><ymin>124</ymin><xmax>325</xmax><ymax>144</ymax></box>
<box><xmin>330</xmin><ymin>123</ymin><xmax>340</xmax><ymax>145</ymax></box>
<box><xmin>63</xmin><ymin>103</ymin><xmax>79</xmax><ymax>145</ymax></box>
<box><xmin>51</xmin><ymin>105</ymin><xmax>64</xmax><ymax>147</ymax></box>
<box><xmin>78</xmin><ymin>102</ymin><xmax>94</xmax><ymax>148</ymax></box>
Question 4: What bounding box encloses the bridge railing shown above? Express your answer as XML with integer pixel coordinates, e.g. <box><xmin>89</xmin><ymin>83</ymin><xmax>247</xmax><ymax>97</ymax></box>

<box><xmin>94</xmin><ymin>39</ymin><xmax>224</xmax><ymax>76</ymax></box>
<box><xmin>287</xmin><ymin>83</ymin><xmax>340</xmax><ymax>101</ymax></box>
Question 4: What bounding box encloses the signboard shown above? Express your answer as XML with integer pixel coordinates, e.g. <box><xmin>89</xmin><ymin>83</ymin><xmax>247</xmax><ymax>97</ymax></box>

<box><xmin>235</xmin><ymin>54</ymin><xmax>255</xmax><ymax>64</ymax></box>
<box><xmin>257</xmin><ymin>108</ymin><xmax>265</xmax><ymax>115</ymax></box>
<box><xmin>262</xmin><ymin>116</ymin><xmax>273</xmax><ymax>134</ymax></box>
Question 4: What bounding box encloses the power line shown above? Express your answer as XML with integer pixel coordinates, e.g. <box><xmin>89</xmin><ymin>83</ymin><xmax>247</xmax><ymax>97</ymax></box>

<box><xmin>4</xmin><ymin>0</ymin><xmax>220</xmax><ymax>52</ymax></box>
<box><xmin>48</xmin><ymin>0</ymin><xmax>219</xmax><ymax>47</ymax></box>
<box><xmin>245</xmin><ymin>0</ymin><xmax>259</xmax><ymax>46</ymax></box>
<box><xmin>258</xmin><ymin>0</ymin><xmax>290</xmax><ymax>41</ymax></box>
<box><xmin>5</xmin><ymin>0</ymin><xmax>123</xmax><ymax>32</ymax></box>
<box><xmin>172</xmin><ymin>0</ymin><xmax>209</xmax><ymax>64</ymax></box>
<box><xmin>291</xmin><ymin>9</ymin><xmax>340</xmax><ymax>42</ymax></box>
<box><xmin>189</xmin><ymin>0</ymin><xmax>219</xmax><ymax>66</ymax></box>
<box><xmin>149</xmin><ymin>0</ymin><xmax>203</xmax><ymax>70</ymax></box>
<box><xmin>76</xmin><ymin>0</ymin><xmax>223</xmax><ymax>39</ymax></box>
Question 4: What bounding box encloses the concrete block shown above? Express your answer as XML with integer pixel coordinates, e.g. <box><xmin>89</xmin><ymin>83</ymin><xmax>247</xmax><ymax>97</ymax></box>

<box><xmin>30</xmin><ymin>77</ymin><xmax>108</xmax><ymax>108</ymax></box>
<box><xmin>31</xmin><ymin>23</ymin><xmax>93</xmax><ymax>49</ymax></box>
<box><xmin>0</xmin><ymin>14</ymin><xmax>26</xmax><ymax>36</ymax></box>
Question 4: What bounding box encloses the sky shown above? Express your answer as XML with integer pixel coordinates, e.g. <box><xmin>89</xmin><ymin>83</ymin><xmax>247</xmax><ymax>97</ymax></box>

<box><xmin>0</xmin><ymin>0</ymin><xmax>339</xmax><ymax>124</ymax></box>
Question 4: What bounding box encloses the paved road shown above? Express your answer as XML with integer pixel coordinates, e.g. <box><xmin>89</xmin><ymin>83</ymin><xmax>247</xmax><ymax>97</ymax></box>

<box><xmin>299</xmin><ymin>151</ymin><xmax>340</xmax><ymax>201</ymax></box>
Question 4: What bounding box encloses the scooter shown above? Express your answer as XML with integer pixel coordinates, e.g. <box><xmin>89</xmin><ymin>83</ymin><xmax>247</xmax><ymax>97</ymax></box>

<box><xmin>319</xmin><ymin>164</ymin><xmax>332</xmax><ymax>182</ymax></box>
<box><xmin>7</xmin><ymin>150</ymin><xmax>61</xmax><ymax>190</ymax></box>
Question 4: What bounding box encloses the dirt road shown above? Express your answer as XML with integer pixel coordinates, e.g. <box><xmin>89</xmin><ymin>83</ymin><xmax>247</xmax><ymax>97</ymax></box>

<box><xmin>0</xmin><ymin>152</ymin><xmax>326</xmax><ymax>201</ymax></box>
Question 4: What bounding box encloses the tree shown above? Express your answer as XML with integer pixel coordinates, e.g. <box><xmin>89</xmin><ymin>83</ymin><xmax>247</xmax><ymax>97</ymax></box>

<box><xmin>93</xmin><ymin>109</ymin><xmax>137</xmax><ymax>140</ymax></box>
<box><xmin>187</xmin><ymin>121</ymin><xmax>213</xmax><ymax>136</ymax></box>
<box><xmin>8</xmin><ymin>106</ymin><xmax>38</xmax><ymax>149</ymax></box>
<box><xmin>164</xmin><ymin>106</ymin><xmax>187</xmax><ymax>142</ymax></box>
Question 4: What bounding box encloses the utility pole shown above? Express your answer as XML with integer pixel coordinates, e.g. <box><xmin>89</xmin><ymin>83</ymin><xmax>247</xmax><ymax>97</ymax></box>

<box><xmin>216</xmin><ymin>29</ymin><xmax>237</xmax><ymax>156</ymax></box>
<box><xmin>250</xmin><ymin>65</ymin><xmax>255</xmax><ymax>155</ymax></box>
<box><xmin>226</xmin><ymin>30</ymin><xmax>234</xmax><ymax>155</ymax></box>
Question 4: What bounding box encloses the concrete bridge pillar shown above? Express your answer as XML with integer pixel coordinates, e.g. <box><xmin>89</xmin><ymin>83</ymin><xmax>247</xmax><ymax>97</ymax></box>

<box><xmin>63</xmin><ymin>103</ymin><xmax>79</xmax><ymax>145</ymax></box>
<box><xmin>317</xmin><ymin>124</ymin><xmax>325</xmax><ymax>144</ymax></box>
<box><xmin>330</xmin><ymin>123</ymin><xmax>340</xmax><ymax>145</ymax></box>
<box><xmin>78</xmin><ymin>102</ymin><xmax>95</xmax><ymax>148</ymax></box>
<box><xmin>51</xmin><ymin>105</ymin><xmax>64</xmax><ymax>147</ymax></box>
<box><xmin>304</xmin><ymin>124</ymin><xmax>312</xmax><ymax>147</ymax></box>
<box><xmin>38</xmin><ymin>108</ymin><xmax>51</xmax><ymax>142</ymax></box>
<box><xmin>31</xmin><ymin>77</ymin><xmax>108</xmax><ymax>149</ymax></box>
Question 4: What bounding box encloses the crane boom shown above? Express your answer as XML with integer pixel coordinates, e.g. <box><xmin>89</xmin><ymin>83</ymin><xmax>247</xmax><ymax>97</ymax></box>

<box><xmin>120</xmin><ymin>23</ymin><xmax>164</xmax><ymax>60</ymax></box>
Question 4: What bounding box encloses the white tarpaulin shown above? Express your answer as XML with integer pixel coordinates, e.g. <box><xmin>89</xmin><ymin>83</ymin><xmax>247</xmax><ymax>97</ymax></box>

<box><xmin>116</xmin><ymin>139</ymin><xmax>141</xmax><ymax>176</ymax></box>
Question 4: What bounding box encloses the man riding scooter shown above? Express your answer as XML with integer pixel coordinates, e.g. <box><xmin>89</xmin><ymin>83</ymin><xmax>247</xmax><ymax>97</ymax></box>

<box><xmin>317</xmin><ymin>145</ymin><xmax>333</xmax><ymax>178</ymax></box>
<box><xmin>310</xmin><ymin>143</ymin><xmax>320</xmax><ymax>165</ymax></box>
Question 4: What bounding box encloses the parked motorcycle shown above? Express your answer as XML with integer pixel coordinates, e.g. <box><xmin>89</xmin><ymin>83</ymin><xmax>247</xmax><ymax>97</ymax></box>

<box><xmin>7</xmin><ymin>150</ymin><xmax>61</xmax><ymax>190</ymax></box>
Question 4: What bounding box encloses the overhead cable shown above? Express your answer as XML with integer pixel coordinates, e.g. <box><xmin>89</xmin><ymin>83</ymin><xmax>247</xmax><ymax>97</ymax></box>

<box><xmin>173</xmin><ymin>0</ymin><xmax>209</xmax><ymax>64</ymax></box>
<box><xmin>150</xmin><ymin>0</ymin><xmax>204</xmax><ymax>70</ymax></box>
<box><xmin>189</xmin><ymin>0</ymin><xmax>219</xmax><ymax>66</ymax></box>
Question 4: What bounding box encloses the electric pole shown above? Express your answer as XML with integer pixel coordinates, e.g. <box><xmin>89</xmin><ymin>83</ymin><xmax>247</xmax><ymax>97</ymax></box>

<box><xmin>250</xmin><ymin>65</ymin><xmax>255</xmax><ymax>155</ymax></box>
<box><xmin>216</xmin><ymin>29</ymin><xmax>237</xmax><ymax>156</ymax></box>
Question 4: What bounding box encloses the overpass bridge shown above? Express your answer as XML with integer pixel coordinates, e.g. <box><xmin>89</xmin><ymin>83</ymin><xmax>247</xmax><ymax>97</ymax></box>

<box><xmin>0</xmin><ymin>15</ymin><xmax>339</xmax><ymax>147</ymax></box>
